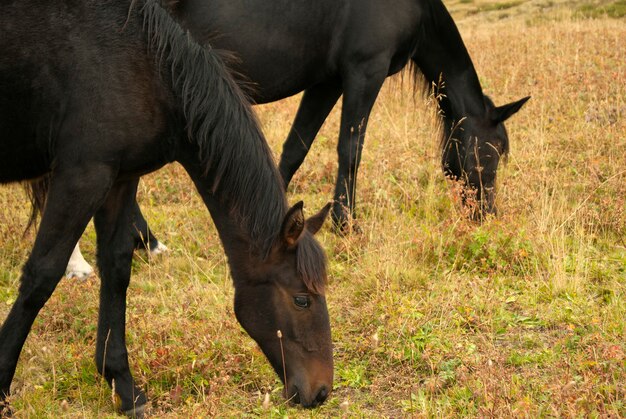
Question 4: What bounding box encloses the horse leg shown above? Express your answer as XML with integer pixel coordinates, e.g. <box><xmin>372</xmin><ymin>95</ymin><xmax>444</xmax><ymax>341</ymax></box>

<box><xmin>93</xmin><ymin>180</ymin><xmax>147</xmax><ymax>416</ymax></box>
<box><xmin>332</xmin><ymin>67</ymin><xmax>387</xmax><ymax>232</ymax></box>
<box><xmin>65</xmin><ymin>197</ymin><xmax>167</xmax><ymax>281</ymax></box>
<box><xmin>278</xmin><ymin>81</ymin><xmax>342</xmax><ymax>187</ymax></box>
<box><xmin>130</xmin><ymin>197</ymin><xmax>167</xmax><ymax>255</ymax></box>
<box><xmin>0</xmin><ymin>165</ymin><xmax>113</xmax><ymax>408</ymax></box>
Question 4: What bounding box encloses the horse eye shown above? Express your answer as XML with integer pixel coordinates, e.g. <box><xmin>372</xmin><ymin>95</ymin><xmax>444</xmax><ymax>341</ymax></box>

<box><xmin>293</xmin><ymin>295</ymin><xmax>311</xmax><ymax>309</ymax></box>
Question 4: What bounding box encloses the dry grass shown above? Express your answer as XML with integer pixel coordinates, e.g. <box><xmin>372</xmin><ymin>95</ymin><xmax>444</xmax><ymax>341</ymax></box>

<box><xmin>0</xmin><ymin>2</ymin><xmax>624</xmax><ymax>417</ymax></box>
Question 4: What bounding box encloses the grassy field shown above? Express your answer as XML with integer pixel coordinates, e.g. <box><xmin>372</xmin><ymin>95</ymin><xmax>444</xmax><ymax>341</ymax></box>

<box><xmin>1</xmin><ymin>1</ymin><xmax>625</xmax><ymax>417</ymax></box>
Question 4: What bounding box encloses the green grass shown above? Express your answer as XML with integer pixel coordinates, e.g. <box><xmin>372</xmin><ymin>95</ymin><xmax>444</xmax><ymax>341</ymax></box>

<box><xmin>475</xmin><ymin>1</ymin><xmax>525</xmax><ymax>12</ymax></box>
<box><xmin>454</xmin><ymin>0</ymin><xmax>626</xmax><ymax>21</ymax></box>
<box><xmin>577</xmin><ymin>0</ymin><xmax>626</xmax><ymax>18</ymax></box>
<box><xmin>1</xmin><ymin>3</ymin><xmax>625</xmax><ymax>418</ymax></box>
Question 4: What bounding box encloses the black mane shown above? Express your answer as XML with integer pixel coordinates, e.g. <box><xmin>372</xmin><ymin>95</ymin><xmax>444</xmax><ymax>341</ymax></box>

<box><xmin>142</xmin><ymin>1</ymin><xmax>326</xmax><ymax>295</ymax></box>
<box><xmin>407</xmin><ymin>0</ymin><xmax>488</xmax><ymax>156</ymax></box>
<box><xmin>142</xmin><ymin>0</ymin><xmax>286</xmax><ymax>255</ymax></box>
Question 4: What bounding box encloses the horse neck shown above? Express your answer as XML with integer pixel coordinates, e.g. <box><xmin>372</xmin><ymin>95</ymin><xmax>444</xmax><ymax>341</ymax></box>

<box><xmin>201</xmin><ymin>192</ymin><xmax>266</xmax><ymax>279</ymax></box>
<box><xmin>178</xmin><ymin>144</ymin><xmax>287</xmax><ymax>272</ymax></box>
<box><xmin>412</xmin><ymin>0</ymin><xmax>486</xmax><ymax>121</ymax></box>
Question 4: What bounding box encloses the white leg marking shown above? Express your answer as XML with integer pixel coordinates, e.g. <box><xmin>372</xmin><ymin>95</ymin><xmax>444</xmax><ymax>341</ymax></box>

<box><xmin>149</xmin><ymin>241</ymin><xmax>168</xmax><ymax>256</ymax></box>
<box><xmin>65</xmin><ymin>242</ymin><xmax>94</xmax><ymax>280</ymax></box>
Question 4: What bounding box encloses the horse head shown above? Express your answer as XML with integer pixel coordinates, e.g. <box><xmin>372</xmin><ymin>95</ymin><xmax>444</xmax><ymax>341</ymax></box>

<box><xmin>442</xmin><ymin>96</ymin><xmax>530</xmax><ymax>220</ymax></box>
<box><xmin>232</xmin><ymin>202</ymin><xmax>333</xmax><ymax>408</ymax></box>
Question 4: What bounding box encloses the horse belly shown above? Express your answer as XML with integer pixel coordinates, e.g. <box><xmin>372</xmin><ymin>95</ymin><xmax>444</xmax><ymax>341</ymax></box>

<box><xmin>232</xmin><ymin>48</ymin><xmax>332</xmax><ymax>103</ymax></box>
<box><xmin>0</xmin><ymin>133</ymin><xmax>49</xmax><ymax>184</ymax></box>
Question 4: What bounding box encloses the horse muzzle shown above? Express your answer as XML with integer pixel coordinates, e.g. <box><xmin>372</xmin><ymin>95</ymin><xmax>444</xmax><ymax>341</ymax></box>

<box><xmin>287</xmin><ymin>382</ymin><xmax>331</xmax><ymax>408</ymax></box>
<box><xmin>285</xmin><ymin>357</ymin><xmax>333</xmax><ymax>408</ymax></box>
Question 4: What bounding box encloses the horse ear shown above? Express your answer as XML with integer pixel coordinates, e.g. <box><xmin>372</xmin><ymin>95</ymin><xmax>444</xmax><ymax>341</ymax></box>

<box><xmin>306</xmin><ymin>202</ymin><xmax>332</xmax><ymax>235</ymax></box>
<box><xmin>491</xmin><ymin>96</ymin><xmax>530</xmax><ymax>124</ymax></box>
<box><xmin>281</xmin><ymin>201</ymin><xmax>305</xmax><ymax>247</ymax></box>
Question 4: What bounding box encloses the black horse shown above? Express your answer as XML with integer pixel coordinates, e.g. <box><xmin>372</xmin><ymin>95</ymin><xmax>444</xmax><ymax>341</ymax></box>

<box><xmin>0</xmin><ymin>0</ymin><xmax>333</xmax><ymax>415</ymax></box>
<box><xmin>172</xmin><ymin>0</ymin><xmax>530</xmax><ymax>227</ymax></box>
<box><xmin>60</xmin><ymin>0</ymin><xmax>530</xmax><ymax>275</ymax></box>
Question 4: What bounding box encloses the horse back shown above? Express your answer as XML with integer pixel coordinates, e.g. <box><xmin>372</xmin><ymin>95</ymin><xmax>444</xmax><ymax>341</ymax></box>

<box><xmin>172</xmin><ymin>0</ymin><xmax>349</xmax><ymax>102</ymax></box>
<box><xmin>171</xmin><ymin>0</ymin><xmax>423</xmax><ymax>102</ymax></box>
<box><xmin>0</xmin><ymin>0</ymin><xmax>176</xmax><ymax>184</ymax></box>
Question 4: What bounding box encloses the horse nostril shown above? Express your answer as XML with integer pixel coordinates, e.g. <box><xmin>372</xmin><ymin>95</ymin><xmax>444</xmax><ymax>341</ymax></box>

<box><xmin>315</xmin><ymin>386</ymin><xmax>329</xmax><ymax>404</ymax></box>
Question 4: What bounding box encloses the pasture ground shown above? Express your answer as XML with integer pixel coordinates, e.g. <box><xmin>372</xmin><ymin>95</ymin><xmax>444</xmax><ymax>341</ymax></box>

<box><xmin>0</xmin><ymin>1</ymin><xmax>624</xmax><ymax>417</ymax></box>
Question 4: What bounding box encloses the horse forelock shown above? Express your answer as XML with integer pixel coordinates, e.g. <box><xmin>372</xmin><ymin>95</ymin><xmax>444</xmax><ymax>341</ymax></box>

<box><xmin>483</xmin><ymin>95</ymin><xmax>510</xmax><ymax>156</ymax></box>
<box><xmin>296</xmin><ymin>232</ymin><xmax>328</xmax><ymax>296</ymax></box>
<box><xmin>141</xmin><ymin>0</ymin><xmax>286</xmax><ymax>254</ymax></box>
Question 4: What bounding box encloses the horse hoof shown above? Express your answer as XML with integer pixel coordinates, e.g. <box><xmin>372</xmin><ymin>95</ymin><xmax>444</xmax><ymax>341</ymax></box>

<box><xmin>65</xmin><ymin>263</ymin><xmax>95</xmax><ymax>281</ymax></box>
<box><xmin>122</xmin><ymin>403</ymin><xmax>146</xmax><ymax>418</ymax></box>
<box><xmin>149</xmin><ymin>241</ymin><xmax>168</xmax><ymax>256</ymax></box>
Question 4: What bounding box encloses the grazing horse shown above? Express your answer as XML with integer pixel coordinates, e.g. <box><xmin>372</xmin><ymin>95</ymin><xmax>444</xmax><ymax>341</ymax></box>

<box><xmin>63</xmin><ymin>0</ymin><xmax>529</xmax><ymax>275</ymax></box>
<box><xmin>172</xmin><ymin>0</ymin><xmax>530</xmax><ymax>226</ymax></box>
<box><xmin>0</xmin><ymin>0</ymin><xmax>333</xmax><ymax>415</ymax></box>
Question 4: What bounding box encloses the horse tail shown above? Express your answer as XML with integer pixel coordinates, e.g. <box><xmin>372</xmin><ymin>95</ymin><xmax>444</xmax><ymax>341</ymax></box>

<box><xmin>140</xmin><ymin>0</ymin><xmax>285</xmax><ymax>254</ymax></box>
<box><xmin>24</xmin><ymin>175</ymin><xmax>50</xmax><ymax>233</ymax></box>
